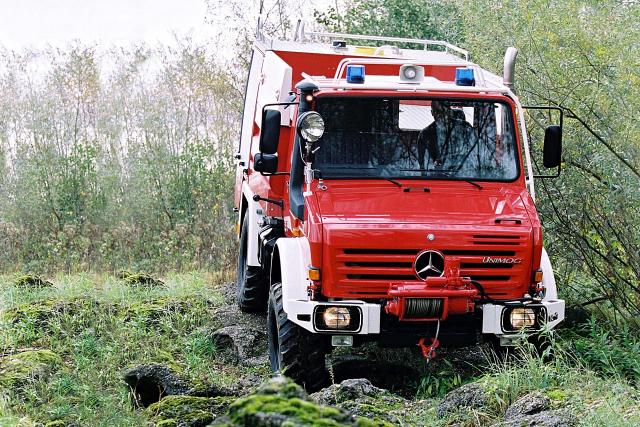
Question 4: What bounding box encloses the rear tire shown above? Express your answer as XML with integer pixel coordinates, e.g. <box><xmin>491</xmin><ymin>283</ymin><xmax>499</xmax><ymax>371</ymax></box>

<box><xmin>267</xmin><ymin>282</ymin><xmax>329</xmax><ymax>392</ymax></box>
<box><xmin>236</xmin><ymin>213</ymin><xmax>268</xmax><ymax>312</ymax></box>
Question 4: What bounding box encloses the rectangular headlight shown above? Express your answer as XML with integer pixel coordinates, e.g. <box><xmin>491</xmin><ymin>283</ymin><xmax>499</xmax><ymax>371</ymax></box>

<box><xmin>501</xmin><ymin>306</ymin><xmax>546</xmax><ymax>332</ymax></box>
<box><xmin>313</xmin><ymin>305</ymin><xmax>361</xmax><ymax>332</ymax></box>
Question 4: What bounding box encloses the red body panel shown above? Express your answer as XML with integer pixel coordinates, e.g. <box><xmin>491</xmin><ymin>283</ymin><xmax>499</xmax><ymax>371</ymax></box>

<box><xmin>314</xmin><ymin>181</ymin><xmax>534</xmax><ymax>300</ymax></box>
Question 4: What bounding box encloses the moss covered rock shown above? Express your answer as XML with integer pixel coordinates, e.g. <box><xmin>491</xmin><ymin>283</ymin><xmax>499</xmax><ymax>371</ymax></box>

<box><xmin>122</xmin><ymin>298</ymin><xmax>196</xmax><ymax>324</ymax></box>
<box><xmin>14</xmin><ymin>274</ymin><xmax>53</xmax><ymax>288</ymax></box>
<box><xmin>44</xmin><ymin>420</ymin><xmax>67</xmax><ymax>427</ymax></box>
<box><xmin>0</xmin><ymin>349</ymin><xmax>62</xmax><ymax>388</ymax></box>
<box><xmin>145</xmin><ymin>395</ymin><xmax>233</xmax><ymax>427</ymax></box>
<box><xmin>3</xmin><ymin>300</ymin><xmax>57</xmax><ymax>324</ymax></box>
<box><xmin>118</xmin><ymin>270</ymin><xmax>165</xmax><ymax>287</ymax></box>
<box><xmin>124</xmin><ymin>364</ymin><xmax>189</xmax><ymax>408</ymax></box>
<box><xmin>227</xmin><ymin>376</ymin><xmax>393</xmax><ymax>427</ymax></box>
<box><xmin>4</xmin><ymin>298</ymin><xmax>108</xmax><ymax>325</ymax></box>
<box><xmin>310</xmin><ymin>378</ymin><xmax>407</xmax><ymax>425</ymax></box>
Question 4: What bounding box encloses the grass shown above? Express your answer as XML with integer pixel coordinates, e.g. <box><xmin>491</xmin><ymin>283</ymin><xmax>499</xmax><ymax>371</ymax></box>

<box><xmin>1</xmin><ymin>272</ymin><xmax>639</xmax><ymax>426</ymax></box>
<box><xmin>0</xmin><ymin>271</ymin><xmax>271</xmax><ymax>426</ymax></box>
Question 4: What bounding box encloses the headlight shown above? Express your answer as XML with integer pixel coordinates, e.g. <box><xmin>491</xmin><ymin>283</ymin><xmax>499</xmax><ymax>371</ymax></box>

<box><xmin>509</xmin><ymin>307</ymin><xmax>536</xmax><ymax>329</ymax></box>
<box><xmin>297</xmin><ymin>111</ymin><xmax>325</xmax><ymax>142</ymax></box>
<box><xmin>313</xmin><ymin>305</ymin><xmax>361</xmax><ymax>332</ymax></box>
<box><xmin>323</xmin><ymin>307</ymin><xmax>350</xmax><ymax>328</ymax></box>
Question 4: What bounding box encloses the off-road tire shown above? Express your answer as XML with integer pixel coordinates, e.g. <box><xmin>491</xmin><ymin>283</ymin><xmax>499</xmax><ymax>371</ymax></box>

<box><xmin>267</xmin><ymin>282</ymin><xmax>329</xmax><ymax>392</ymax></box>
<box><xmin>236</xmin><ymin>214</ymin><xmax>268</xmax><ymax>312</ymax></box>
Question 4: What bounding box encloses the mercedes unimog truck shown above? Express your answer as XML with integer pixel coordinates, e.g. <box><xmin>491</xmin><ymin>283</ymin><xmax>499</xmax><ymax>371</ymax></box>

<box><xmin>234</xmin><ymin>21</ymin><xmax>565</xmax><ymax>391</ymax></box>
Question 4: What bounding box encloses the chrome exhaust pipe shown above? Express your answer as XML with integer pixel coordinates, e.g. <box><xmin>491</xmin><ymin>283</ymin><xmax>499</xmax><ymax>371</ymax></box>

<box><xmin>503</xmin><ymin>47</ymin><xmax>518</xmax><ymax>92</ymax></box>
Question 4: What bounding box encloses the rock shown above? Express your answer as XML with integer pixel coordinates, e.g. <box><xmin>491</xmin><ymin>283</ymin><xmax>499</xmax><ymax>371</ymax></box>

<box><xmin>210</xmin><ymin>305</ymin><xmax>267</xmax><ymax>332</ymax></box>
<box><xmin>563</xmin><ymin>305</ymin><xmax>590</xmax><ymax>328</ymax></box>
<box><xmin>123</xmin><ymin>364</ymin><xmax>189</xmax><ymax>408</ymax></box>
<box><xmin>437</xmin><ymin>383</ymin><xmax>487</xmax><ymax>417</ymax></box>
<box><xmin>330</xmin><ymin>358</ymin><xmax>422</xmax><ymax>397</ymax></box>
<box><xmin>186</xmin><ymin>382</ymin><xmax>237</xmax><ymax>398</ymax></box>
<box><xmin>14</xmin><ymin>274</ymin><xmax>54</xmax><ymax>288</ymax></box>
<box><xmin>505</xmin><ymin>392</ymin><xmax>551</xmax><ymax>420</ymax></box>
<box><xmin>3</xmin><ymin>300</ymin><xmax>57</xmax><ymax>324</ymax></box>
<box><xmin>5</xmin><ymin>298</ymin><xmax>110</xmax><ymax>327</ymax></box>
<box><xmin>224</xmin><ymin>375</ymin><xmax>393</xmax><ymax>427</ymax></box>
<box><xmin>255</xmin><ymin>375</ymin><xmax>309</xmax><ymax>400</ymax></box>
<box><xmin>122</xmin><ymin>298</ymin><xmax>195</xmax><ymax>324</ymax></box>
<box><xmin>491</xmin><ymin>409</ymin><xmax>577</xmax><ymax>427</ymax></box>
<box><xmin>311</xmin><ymin>378</ymin><xmax>383</xmax><ymax>405</ymax></box>
<box><xmin>209</xmin><ymin>325</ymin><xmax>267</xmax><ymax>366</ymax></box>
<box><xmin>145</xmin><ymin>395</ymin><xmax>233</xmax><ymax>427</ymax></box>
<box><xmin>311</xmin><ymin>378</ymin><xmax>407</xmax><ymax>424</ymax></box>
<box><xmin>118</xmin><ymin>271</ymin><xmax>165</xmax><ymax>287</ymax></box>
<box><xmin>0</xmin><ymin>349</ymin><xmax>62</xmax><ymax>388</ymax></box>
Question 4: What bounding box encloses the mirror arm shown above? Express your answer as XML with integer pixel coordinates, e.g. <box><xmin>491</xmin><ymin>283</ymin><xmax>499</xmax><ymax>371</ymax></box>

<box><xmin>523</xmin><ymin>105</ymin><xmax>564</xmax><ymax>179</ymax></box>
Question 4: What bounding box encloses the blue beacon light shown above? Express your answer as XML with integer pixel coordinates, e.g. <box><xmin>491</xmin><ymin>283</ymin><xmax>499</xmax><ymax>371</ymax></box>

<box><xmin>455</xmin><ymin>67</ymin><xmax>475</xmax><ymax>86</ymax></box>
<box><xmin>346</xmin><ymin>65</ymin><xmax>365</xmax><ymax>84</ymax></box>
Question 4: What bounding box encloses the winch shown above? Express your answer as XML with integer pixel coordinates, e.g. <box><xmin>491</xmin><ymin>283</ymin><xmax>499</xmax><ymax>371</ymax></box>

<box><xmin>384</xmin><ymin>258</ymin><xmax>478</xmax><ymax>321</ymax></box>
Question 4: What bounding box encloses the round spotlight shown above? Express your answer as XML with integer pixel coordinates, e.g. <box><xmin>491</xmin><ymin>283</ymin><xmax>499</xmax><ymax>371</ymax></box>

<box><xmin>297</xmin><ymin>111</ymin><xmax>325</xmax><ymax>143</ymax></box>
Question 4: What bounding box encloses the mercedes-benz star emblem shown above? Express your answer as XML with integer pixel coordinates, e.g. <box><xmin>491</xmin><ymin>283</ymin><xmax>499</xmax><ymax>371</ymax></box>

<box><xmin>414</xmin><ymin>250</ymin><xmax>445</xmax><ymax>280</ymax></box>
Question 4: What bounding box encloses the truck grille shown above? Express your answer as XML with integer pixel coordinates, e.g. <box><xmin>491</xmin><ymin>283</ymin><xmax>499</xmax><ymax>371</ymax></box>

<box><xmin>327</xmin><ymin>233</ymin><xmax>530</xmax><ymax>299</ymax></box>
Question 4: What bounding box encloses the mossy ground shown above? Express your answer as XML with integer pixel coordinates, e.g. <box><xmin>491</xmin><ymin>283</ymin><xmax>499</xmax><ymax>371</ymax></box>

<box><xmin>0</xmin><ymin>271</ymin><xmax>270</xmax><ymax>426</ymax></box>
<box><xmin>1</xmin><ymin>272</ymin><xmax>639</xmax><ymax>426</ymax></box>
<box><xmin>146</xmin><ymin>395</ymin><xmax>234</xmax><ymax>426</ymax></box>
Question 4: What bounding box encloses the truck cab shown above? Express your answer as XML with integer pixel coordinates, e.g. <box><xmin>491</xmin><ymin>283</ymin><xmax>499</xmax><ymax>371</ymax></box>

<box><xmin>234</xmin><ymin>23</ymin><xmax>565</xmax><ymax>391</ymax></box>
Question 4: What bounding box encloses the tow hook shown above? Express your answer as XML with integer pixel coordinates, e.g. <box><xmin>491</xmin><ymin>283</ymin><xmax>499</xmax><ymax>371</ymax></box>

<box><xmin>418</xmin><ymin>319</ymin><xmax>441</xmax><ymax>363</ymax></box>
<box><xmin>418</xmin><ymin>337</ymin><xmax>440</xmax><ymax>361</ymax></box>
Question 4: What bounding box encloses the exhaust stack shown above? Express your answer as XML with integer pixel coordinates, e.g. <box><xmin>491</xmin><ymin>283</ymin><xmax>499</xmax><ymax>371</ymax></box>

<box><xmin>503</xmin><ymin>47</ymin><xmax>518</xmax><ymax>91</ymax></box>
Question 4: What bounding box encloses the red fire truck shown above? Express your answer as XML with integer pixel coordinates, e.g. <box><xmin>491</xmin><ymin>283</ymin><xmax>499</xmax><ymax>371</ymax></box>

<box><xmin>234</xmin><ymin>21</ymin><xmax>565</xmax><ymax>390</ymax></box>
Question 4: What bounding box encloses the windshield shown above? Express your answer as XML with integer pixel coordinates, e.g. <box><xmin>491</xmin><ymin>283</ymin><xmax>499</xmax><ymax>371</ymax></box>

<box><xmin>313</xmin><ymin>97</ymin><xmax>519</xmax><ymax>181</ymax></box>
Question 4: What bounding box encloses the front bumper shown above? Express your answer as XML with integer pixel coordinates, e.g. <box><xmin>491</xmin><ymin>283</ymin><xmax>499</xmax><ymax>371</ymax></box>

<box><xmin>286</xmin><ymin>298</ymin><xmax>565</xmax><ymax>337</ymax></box>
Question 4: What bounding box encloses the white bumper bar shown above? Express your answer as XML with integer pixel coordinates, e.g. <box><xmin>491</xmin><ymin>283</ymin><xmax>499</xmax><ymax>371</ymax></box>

<box><xmin>285</xmin><ymin>297</ymin><xmax>565</xmax><ymax>336</ymax></box>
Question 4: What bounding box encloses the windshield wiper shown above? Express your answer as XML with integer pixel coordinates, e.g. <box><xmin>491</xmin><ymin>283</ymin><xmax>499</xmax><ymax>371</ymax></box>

<box><xmin>382</xmin><ymin>177</ymin><xmax>403</xmax><ymax>188</ymax></box>
<box><xmin>322</xmin><ymin>167</ymin><xmax>431</xmax><ymax>191</ymax></box>
<box><xmin>400</xmin><ymin>169</ymin><xmax>484</xmax><ymax>190</ymax></box>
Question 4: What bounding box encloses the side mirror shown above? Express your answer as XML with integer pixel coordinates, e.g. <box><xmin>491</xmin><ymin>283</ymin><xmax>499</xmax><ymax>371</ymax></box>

<box><xmin>259</xmin><ymin>109</ymin><xmax>281</xmax><ymax>154</ymax></box>
<box><xmin>254</xmin><ymin>153</ymin><xmax>278</xmax><ymax>174</ymax></box>
<box><xmin>543</xmin><ymin>125</ymin><xmax>562</xmax><ymax>168</ymax></box>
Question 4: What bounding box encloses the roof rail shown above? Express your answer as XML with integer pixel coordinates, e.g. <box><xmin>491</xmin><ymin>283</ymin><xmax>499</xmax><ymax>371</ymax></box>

<box><xmin>292</xmin><ymin>20</ymin><xmax>469</xmax><ymax>61</ymax></box>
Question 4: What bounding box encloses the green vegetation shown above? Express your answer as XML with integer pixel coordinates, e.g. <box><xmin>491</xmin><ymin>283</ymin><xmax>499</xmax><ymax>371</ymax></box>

<box><xmin>0</xmin><ymin>43</ymin><xmax>239</xmax><ymax>274</ymax></box>
<box><xmin>0</xmin><ymin>272</ymin><xmax>264</xmax><ymax>426</ymax></box>
<box><xmin>146</xmin><ymin>395</ymin><xmax>234</xmax><ymax>426</ymax></box>
<box><xmin>1</xmin><ymin>273</ymin><xmax>640</xmax><ymax>426</ymax></box>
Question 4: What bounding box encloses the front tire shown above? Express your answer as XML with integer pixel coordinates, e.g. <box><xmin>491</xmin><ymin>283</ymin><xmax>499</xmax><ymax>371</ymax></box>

<box><xmin>267</xmin><ymin>282</ymin><xmax>329</xmax><ymax>392</ymax></box>
<box><xmin>236</xmin><ymin>213</ymin><xmax>268</xmax><ymax>312</ymax></box>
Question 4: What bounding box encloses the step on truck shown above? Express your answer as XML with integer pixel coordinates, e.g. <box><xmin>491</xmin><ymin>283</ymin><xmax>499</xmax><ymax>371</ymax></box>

<box><xmin>234</xmin><ymin>21</ymin><xmax>565</xmax><ymax>391</ymax></box>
